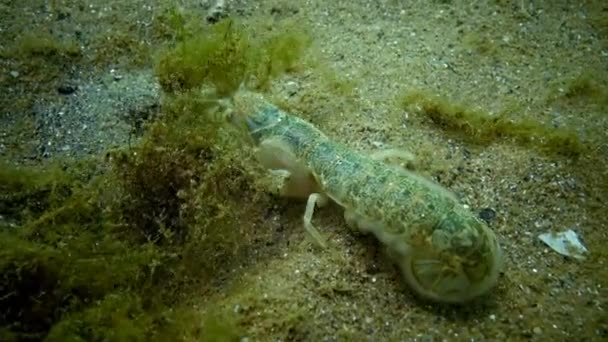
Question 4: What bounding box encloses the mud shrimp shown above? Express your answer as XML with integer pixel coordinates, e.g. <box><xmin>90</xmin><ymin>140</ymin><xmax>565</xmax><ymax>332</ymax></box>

<box><xmin>223</xmin><ymin>89</ymin><xmax>502</xmax><ymax>303</ymax></box>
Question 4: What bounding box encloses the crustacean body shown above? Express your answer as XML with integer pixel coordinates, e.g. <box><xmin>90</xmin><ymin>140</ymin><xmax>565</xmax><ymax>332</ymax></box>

<box><xmin>225</xmin><ymin>89</ymin><xmax>502</xmax><ymax>303</ymax></box>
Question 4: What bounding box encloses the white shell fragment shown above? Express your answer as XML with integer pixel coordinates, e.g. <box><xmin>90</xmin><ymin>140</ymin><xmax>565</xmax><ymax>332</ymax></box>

<box><xmin>538</xmin><ymin>229</ymin><xmax>588</xmax><ymax>260</ymax></box>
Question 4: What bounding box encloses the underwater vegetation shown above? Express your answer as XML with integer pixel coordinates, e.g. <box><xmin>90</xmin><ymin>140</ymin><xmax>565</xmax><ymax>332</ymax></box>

<box><xmin>545</xmin><ymin>72</ymin><xmax>608</xmax><ymax>109</ymax></box>
<box><xmin>398</xmin><ymin>89</ymin><xmax>589</xmax><ymax>157</ymax></box>
<box><xmin>0</xmin><ymin>111</ymin><xmax>256</xmax><ymax>341</ymax></box>
<box><xmin>2</xmin><ymin>0</ymin><xmax>604</xmax><ymax>339</ymax></box>
<box><xmin>155</xmin><ymin>17</ymin><xmax>311</xmax><ymax>96</ymax></box>
<box><xmin>0</xmin><ymin>7</ymin><xmax>312</xmax><ymax>340</ymax></box>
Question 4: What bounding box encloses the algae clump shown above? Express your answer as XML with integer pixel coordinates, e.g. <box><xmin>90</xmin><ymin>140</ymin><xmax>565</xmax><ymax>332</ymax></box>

<box><xmin>0</xmin><ymin>161</ymin><xmax>166</xmax><ymax>341</ymax></box>
<box><xmin>399</xmin><ymin>89</ymin><xmax>588</xmax><ymax>157</ymax></box>
<box><xmin>0</xmin><ymin>12</ymin><xmax>305</xmax><ymax>342</ymax></box>
<box><xmin>155</xmin><ymin>18</ymin><xmax>311</xmax><ymax>96</ymax></box>
<box><xmin>0</xmin><ymin>93</ymin><xmax>265</xmax><ymax>340</ymax></box>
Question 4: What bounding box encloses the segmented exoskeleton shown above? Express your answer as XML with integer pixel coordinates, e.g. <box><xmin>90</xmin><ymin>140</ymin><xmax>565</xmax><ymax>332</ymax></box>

<box><xmin>224</xmin><ymin>89</ymin><xmax>502</xmax><ymax>303</ymax></box>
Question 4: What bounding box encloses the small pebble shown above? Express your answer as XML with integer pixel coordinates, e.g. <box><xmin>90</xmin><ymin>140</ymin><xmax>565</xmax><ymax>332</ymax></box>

<box><xmin>57</xmin><ymin>84</ymin><xmax>78</xmax><ymax>95</ymax></box>
<box><xmin>9</xmin><ymin>70</ymin><xmax>19</xmax><ymax>78</ymax></box>
<box><xmin>284</xmin><ymin>81</ymin><xmax>299</xmax><ymax>97</ymax></box>
<box><xmin>479</xmin><ymin>207</ymin><xmax>496</xmax><ymax>224</ymax></box>
<box><xmin>533</xmin><ymin>327</ymin><xmax>542</xmax><ymax>335</ymax></box>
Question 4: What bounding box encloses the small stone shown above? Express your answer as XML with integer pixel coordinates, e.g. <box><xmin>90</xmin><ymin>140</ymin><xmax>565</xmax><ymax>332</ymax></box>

<box><xmin>478</xmin><ymin>207</ymin><xmax>496</xmax><ymax>224</ymax></box>
<box><xmin>9</xmin><ymin>70</ymin><xmax>19</xmax><ymax>78</ymax></box>
<box><xmin>285</xmin><ymin>81</ymin><xmax>299</xmax><ymax>97</ymax></box>
<box><xmin>371</xmin><ymin>141</ymin><xmax>384</xmax><ymax>149</ymax></box>
<box><xmin>533</xmin><ymin>327</ymin><xmax>542</xmax><ymax>335</ymax></box>
<box><xmin>57</xmin><ymin>84</ymin><xmax>78</xmax><ymax>95</ymax></box>
<box><xmin>206</xmin><ymin>0</ymin><xmax>228</xmax><ymax>23</ymax></box>
<box><xmin>110</xmin><ymin>68</ymin><xmax>122</xmax><ymax>81</ymax></box>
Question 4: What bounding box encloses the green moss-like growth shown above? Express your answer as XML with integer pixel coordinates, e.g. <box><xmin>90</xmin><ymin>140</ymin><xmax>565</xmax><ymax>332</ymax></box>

<box><xmin>45</xmin><ymin>293</ymin><xmax>152</xmax><ymax>342</ymax></box>
<box><xmin>17</xmin><ymin>32</ymin><xmax>81</xmax><ymax>58</ymax></box>
<box><xmin>0</xmin><ymin>163</ymin><xmax>165</xmax><ymax>341</ymax></box>
<box><xmin>0</xmin><ymin>89</ymin><xmax>266</xmax><ymax>340</ymax></box>
<box><xmin>0</xmin><ymin>233</ymin><xmax>64</xmax><ymax>341</ymax></box>
<box><xmin>198</xmin><ymin>310</ymin><xmax>242</xmax><ymax>342</ymax></box>
<box><xmin>586</xmin><ymin>2</ymin><xmax>608</xmax><ymax>41</ymax></box>
<box><xmin>109</xmin><ymin>92</ymin><xmax>267</xmax><ymax>280</ymax></box>
<box><xmin>155</xmin><ymin>19</ymin><xmax>249</xmax><ymax>96</ymax></box>
<box><xmin>399</xmin><ymin>89</ymin><xmax>588</xmax><ymax>157</ymax></box>
<box><xmin>1</xmin><ymin>9</ymin><xmax>290</xmax><ymax>342</ymax></box>
<box><xmin>155</xmin><ymin>18</ymin><xmax>311</xmax><ymax>96</ymax></box>
<box><xmin>256</xmin><ymin>29</ymin><xmax>312</xmax><ymax>85</ymax></box>
<box><xmin>0</xmin><ymin>163</ymin><xmax>71</xmax><ymax>224</ymax></box>
<box><xmin>546</xmin><ymin>73</ymin><xmax>608</xmax><ymax>108</ymax></box>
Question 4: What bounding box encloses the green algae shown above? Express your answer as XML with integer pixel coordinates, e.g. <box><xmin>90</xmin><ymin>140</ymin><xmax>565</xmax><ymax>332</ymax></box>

<box><xmin>545</xmin><ymin>72</ymin><xmax>608</xmax><ymax>108</ymax></box>
<box><xmin>154</xmin><ymin>17</ymin><xmax>311</xmax><ymax>96</ymax></box>
<box><xmin>0</xmin><ymin>6</ymin><xmax>312</xmax><ymax>339</ymax></box>
<box><xmin>0</xmin><ymin>92</ymin><xmax>269</xmax><ymax>340</ymax></box>
<box><xmin>16</xmin><ymin>32</ymin><xmax>81</xmax><ymax>59</ymax></box>
<box><xmin>399</xmin><ymin>89</ymin><xmax>588</xmax><ymax>157</ymax></box>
